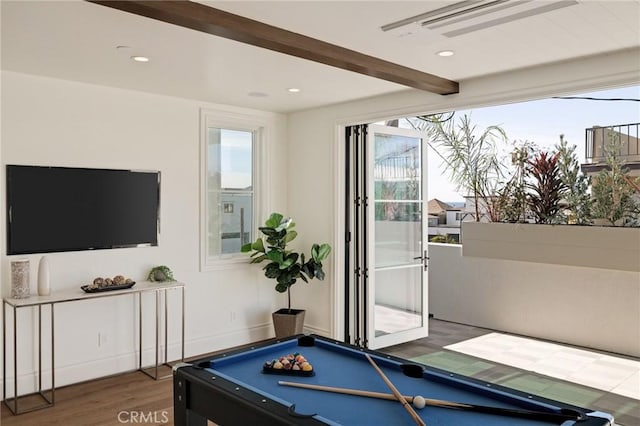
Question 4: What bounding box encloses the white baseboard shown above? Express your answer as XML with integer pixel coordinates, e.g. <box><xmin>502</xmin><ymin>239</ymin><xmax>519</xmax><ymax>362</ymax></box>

<box><xmin>302</xmin><ymin>323</ymin><xmax>331</xmax><ymax>337</ymax></box>
<box><xmin>1</xmin><ymin>323</ymin><xmax>275</xmax><ymax>399</ymax></box>
<box><xmin>185</xmin><ymin>322</ymin><xmax>274</xmax><ymax>357</ymax></box>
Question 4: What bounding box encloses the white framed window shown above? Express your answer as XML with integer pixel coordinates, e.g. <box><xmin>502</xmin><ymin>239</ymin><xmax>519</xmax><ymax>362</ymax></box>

<box><xmin>200</xmin><ymin>108</ymin><xmax>266</xmax><ymax>270</ymax></box>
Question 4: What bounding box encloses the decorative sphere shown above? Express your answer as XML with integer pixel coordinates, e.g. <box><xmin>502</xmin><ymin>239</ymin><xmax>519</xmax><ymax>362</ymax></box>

<box><xmin>413</xmin><ymin>396</ymin><xmax>426</xmax><ymax>409</ymax></box>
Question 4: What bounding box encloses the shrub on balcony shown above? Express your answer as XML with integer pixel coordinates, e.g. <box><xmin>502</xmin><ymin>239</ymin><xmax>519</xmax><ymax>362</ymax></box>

<box><xmin>591</xmin><ymin>138</ymin><xmax>640</xmax><ymax>226</ymax></box>
<box><xmin>416</xmin><ymin>114</ymin><xmax>638</xmax><ymax>227</ymax></box>
<box><xmin>496</xmin><ymin>142</ymin><xmax>533</xmax><ymax>223</ymax></box>
<box><xmin>555</xmin><ymin>135</ymin><xmax>592</xmax><ymax>225</ymax></box>
<box><xmin>526</xmin><ymin>150</ymin><xmax>565</xmax><ymax>224</ymax></box>
<box><xmin>426</xmin><ymin>114</ymin><xmax>508</xmax><ymax>222</ymax></box>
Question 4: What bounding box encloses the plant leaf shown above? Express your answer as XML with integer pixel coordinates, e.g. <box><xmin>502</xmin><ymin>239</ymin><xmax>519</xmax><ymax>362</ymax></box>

<box><xmin>284</xmin><ymin>230</ymin><xmax>298</xmax><ymax>244</ymax></box>
<box><xmin>265</xmin><ymin>213</ymin><xmax>284</xmax><ymax>228</ymax></box>
<box><xmin>251</xmin><ymin>238</ymin><xmax>265</xmax><ymax>252</ymax></box>
<box><xmin>275</xmin><ymin>283</ymin><xmax>288</xmax><ymax>293</ymax></box>
<box><xmin>267</xmin><ymin>250</ymin><xmax>283</xmax><ymax>263</ymax></box>
<box><xmin>279</xmin><ymin>257</ymin><xmax>294</xmax><ymax>269</ymax></box>
<box><xmin>259</xmin><ymin>227</ymin><xmax>278</xmax><ymax>237</ymax></box>
<box><xmin>249</xmin><ymin>254</ymin><xmax>268</xmax><ymax>263</ymax></box>
<box><xmin>317</xmin><ymin>243</ymin><xmax>331</xmax><ymax>261</ymax></box>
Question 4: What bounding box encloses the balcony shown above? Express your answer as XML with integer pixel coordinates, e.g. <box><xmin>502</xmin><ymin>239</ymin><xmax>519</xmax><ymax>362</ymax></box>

<box><xmin>583</xmin><ymin>122</ymin><xmax>640</xmax><ymax>174</ymax></box>
<box><xmin>425</xmin><ymin>222</ymin><xmax>640</xmax><ymax>424</ymax></box>
<box><xmin>429</xmin><ymin>222</ymin><xmax>639</xmax><ymax>356</ymax></box>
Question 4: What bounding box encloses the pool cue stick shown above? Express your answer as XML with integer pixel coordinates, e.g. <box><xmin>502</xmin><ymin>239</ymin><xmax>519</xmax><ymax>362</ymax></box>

<box><xmin>365</xmin><ymin>354</ymin><xmax>426</xmax><ymax>426</ymax></box>
<box><xmin>279</xmin><ymin>380</ymin><xmax>410</xmax><ymax>403</ymax></box>
<box><xmin>277</xmin><ymin>381</ymin><xmax>587</xmax><ymax>423</ymax></box>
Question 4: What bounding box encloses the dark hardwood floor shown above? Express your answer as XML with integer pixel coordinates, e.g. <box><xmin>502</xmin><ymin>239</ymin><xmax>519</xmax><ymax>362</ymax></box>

<box><xmin>1</xmin><ymin>368</ymin><xmax>174</xmax><ymax>426</ymax></box>
<box><xmin>2</xmin><ymin>319</ymin><xmax>637</xmax><ymax>425</ymax></box>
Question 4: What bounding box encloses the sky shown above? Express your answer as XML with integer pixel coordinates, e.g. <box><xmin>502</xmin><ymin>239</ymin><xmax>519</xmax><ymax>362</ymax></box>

<box><xmin>209</xmin><ymin>129</ymin><xmax>253</xmax><ymax>189</ymax></box>
<box><xmin>426</xmin><ymin>84</ymin><xmax>640</xmax><ymax>203</ymax></box>
<box><xmin>213</xmin><ymin>85</ymin><xmax>640</xmax><ymax>197</ymax></box>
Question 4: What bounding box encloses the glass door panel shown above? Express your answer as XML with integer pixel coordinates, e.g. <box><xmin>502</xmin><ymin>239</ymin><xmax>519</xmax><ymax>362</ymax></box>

<box><xmin>367</xmin><ymin>125</ymin><xmax>428</xmax><ymax>349</ymax></box>
<box><xmin>374</xmin><ymin>201</ymin><xmax>422</xmax><ymax>268</ymax></box>
<box><xmin>373</xmin><ymin>266</ymin><xmax>423</xmax><ymax>337</ymax></box>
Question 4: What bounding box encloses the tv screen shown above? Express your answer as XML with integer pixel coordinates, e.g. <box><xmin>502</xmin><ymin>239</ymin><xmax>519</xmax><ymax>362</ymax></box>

<box><xmin>6</xmin><ymin>165</ymin><xmax>160</xmax><ymax>255</ymax></box>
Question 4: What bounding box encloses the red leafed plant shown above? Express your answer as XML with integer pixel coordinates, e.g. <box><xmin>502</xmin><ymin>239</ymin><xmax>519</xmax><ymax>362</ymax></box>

<box><xmin>526</xmin><ymin>151</ymin><xmax>566</xmax><ymax>224</ymax></box>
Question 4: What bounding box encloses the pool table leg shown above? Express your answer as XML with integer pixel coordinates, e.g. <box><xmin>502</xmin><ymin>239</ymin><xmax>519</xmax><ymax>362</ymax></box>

<box><xmin>186</xmin><ymin>411</ymin><xmax>208</xmax><ymax>426</ymax></box>
<box><xmin>174</xmin><ymin>371</ymin><xmax>207</xmax><ymax>426</ymax></box>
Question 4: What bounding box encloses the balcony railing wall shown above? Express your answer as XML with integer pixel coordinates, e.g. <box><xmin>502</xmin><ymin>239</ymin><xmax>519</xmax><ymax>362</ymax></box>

<box><xmin>585</xmin><ymin>122</ymin><xmax>640</xmax><ymax>163</ymax></box>
<box><xmin>428</xmin><ymin>235</ymin><xmax>640</xmax><ymax>357</ymax></box>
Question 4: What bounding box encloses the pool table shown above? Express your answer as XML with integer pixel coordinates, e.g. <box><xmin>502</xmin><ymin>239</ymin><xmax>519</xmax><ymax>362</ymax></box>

<box><xmin>173</xmin><ymin>335</ymin><xmax>613</xmax><ymax>426</ymax></box>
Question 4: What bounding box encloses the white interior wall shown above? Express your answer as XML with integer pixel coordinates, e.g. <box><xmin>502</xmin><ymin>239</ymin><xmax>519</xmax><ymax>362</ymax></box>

<box><xmin>1</xmin><ymin>71</ymin><xmax>288</xmax><ymax>395</ymax></box>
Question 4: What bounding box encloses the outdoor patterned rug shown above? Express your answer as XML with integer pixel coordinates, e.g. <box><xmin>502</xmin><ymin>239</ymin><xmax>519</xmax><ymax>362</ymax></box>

<box><xmin>410</xmin><ymin>336</ymin><xmax>640</xmax><ymax>426</ymax></box>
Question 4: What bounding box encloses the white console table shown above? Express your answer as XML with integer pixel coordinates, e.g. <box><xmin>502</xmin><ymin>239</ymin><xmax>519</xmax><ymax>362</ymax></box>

<box><xmin>2</xmin><ymin>281</ymin><xmax>185</xmax><ymax>414</ymax></box>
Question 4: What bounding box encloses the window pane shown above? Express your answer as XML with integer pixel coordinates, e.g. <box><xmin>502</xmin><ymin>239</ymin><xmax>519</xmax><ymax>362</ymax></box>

<box><xmin>374</xmin><ymin>266</ymin><xmax>423</xmax><ymax>337</ymax></box>
<box><xmin>208</xmin><ymin>128</ymin><xmax>253</xmax><ymax>190</ymax></box>
<box><xmin>206</xmin><ymin>127</ymin><xmax>253</xmax><ymax>257</ymax></box>
<box><xmin>373</xmin><ymin>133</ymin><xmax>421</xmax><ymax>201</ymax></box>
<box><xmin>374</xmin><ymin>201</ymin><xmax>422</xmax><ymax>268</ymax></box>
<box><xmin>221</xmin><ymin>193</ymin><xmax>253</xmax><ymax>254</ymax></box>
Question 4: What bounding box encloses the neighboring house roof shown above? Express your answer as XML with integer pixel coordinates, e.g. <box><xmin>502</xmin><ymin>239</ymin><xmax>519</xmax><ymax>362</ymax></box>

<box><xmin>428</xmin><ymin>198</ymin><xmax>455</xmax><ymax>215</ymax></box>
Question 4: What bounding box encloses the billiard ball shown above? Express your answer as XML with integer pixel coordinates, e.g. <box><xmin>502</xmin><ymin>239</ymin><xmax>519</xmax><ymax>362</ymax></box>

<box><xmin>413</xmin><ymin>395</ymin><xmax>426</xmax><ymax>409</ymax></box>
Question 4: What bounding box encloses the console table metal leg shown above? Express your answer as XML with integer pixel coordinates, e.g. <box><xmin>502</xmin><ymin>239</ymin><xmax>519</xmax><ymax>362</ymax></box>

<box><xmin>51</xmin><ymin>303</ymin><xmax>55</xmax><ymax>405</ymax></box>
<box><xmin>140</xmin><ymin>286</ymin><xmax>184</xmax><ymax>380</ymax></box>
<box><xmin>38</xmin><ymin>303</ymin><xmax>56</xmax><ymax>405</ymax></box>
<box><xmin>164</xmin><ymin>289</ymin><xmax>168</xmax><ymax>368</ymax></box>
<box><xmin>139</xmin><ymin>293</ymin><xmax>142</xmax><ymax>371</ymax></box>
<box><xmin>155</xmin><ymin>289</ymin><xmax>160</xmax><ymax>380</ymax></box>
<box><xmin>3</xmin><ymin>303</ymin><xmax>53</xmax><ymax>414</ymax></box>
<box><xmin>2</xmin><ymin>302</ymin><xmax>5</xmax><ymax>412</ymax></box>
<box><xmin>13</xmin><ymin>303</ymin><xmax>18</xmax><ymax>414</ymax></box>
<box><xmin>182</xmin><ymin>286</ymin><xmax>185</xmax><ymax>361</ymax></box>
<box><xmin>38</xmin><ymin>305</ymin><xmax>42</xmax><ymax>397</ymax></box>
<box><xmin>37</xmin><ymin>305</ymin><xmax>54</xmax><ymax>405</ymax></box>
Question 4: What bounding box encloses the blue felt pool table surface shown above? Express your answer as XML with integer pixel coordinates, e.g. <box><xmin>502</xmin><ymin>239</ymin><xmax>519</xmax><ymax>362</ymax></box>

<box><xmin>199</xmin><ymin>336</ymin><xmax>612</xmax><ymax>426</ymax></box>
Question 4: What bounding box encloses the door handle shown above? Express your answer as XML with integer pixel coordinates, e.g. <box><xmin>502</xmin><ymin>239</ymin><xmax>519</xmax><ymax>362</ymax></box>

<box><xmin>413</xmin><ymin>251</ymin><xmax>429</xmax><ymax>271</ymax></box>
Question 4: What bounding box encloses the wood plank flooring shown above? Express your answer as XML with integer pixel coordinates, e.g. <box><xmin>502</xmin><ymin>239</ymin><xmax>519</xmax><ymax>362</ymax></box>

<box><xmin>1</xmin><ymin>369</ymin><xmax>174</xmax><ymax>426</ymax></box>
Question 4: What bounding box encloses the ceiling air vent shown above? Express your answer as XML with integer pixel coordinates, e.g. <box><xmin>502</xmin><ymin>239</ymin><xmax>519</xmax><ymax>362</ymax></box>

<box><xmin>382</xmin><ymin>0</ymin><xmax>579</xmax><ymax>38</ymax></box>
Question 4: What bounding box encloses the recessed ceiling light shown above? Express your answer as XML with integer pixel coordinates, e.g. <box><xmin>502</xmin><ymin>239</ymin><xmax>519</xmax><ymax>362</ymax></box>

<box><xmin>437</xmin><ymin>50</ymin><xmax>455</xmax><ymax>57</ymax></box>
<box><xmin>287</xmin><ymin>88</ymin><xmax>301</xmax><ymax>93</ymax></box>
<box><xmin>131</xmin><ymin>56</ymin><xmax>150</xmax><ymax>62</ymax></box>
<box><xmin>248</xmin><ymin>91</ymin><xmax>268</xmax><ymax>98</ymax></box>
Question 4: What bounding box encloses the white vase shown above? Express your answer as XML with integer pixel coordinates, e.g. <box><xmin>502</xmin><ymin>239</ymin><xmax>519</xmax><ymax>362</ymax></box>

<box><xmin>11</xmin><ymin>259</ymin><xmax>30</xmax><ymax>299</ymax></box>
<box><xmin>38</xmin><ymin>256</ymin><xmax>51</xmax><ymax>296</ymax></box>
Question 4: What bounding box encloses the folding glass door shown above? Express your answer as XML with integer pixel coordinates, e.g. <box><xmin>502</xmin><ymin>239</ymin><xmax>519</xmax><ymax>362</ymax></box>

<box><xmin>346</xmin><ymin>124</ymin><xmax>429</xmax><ymax>350</ymax></box>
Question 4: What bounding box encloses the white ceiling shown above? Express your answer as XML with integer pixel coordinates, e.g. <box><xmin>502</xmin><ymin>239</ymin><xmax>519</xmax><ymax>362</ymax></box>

<box><xmin>2</xmin><ymin>1</ymin><xmax>639</xmax><ymax>113</ymax></box>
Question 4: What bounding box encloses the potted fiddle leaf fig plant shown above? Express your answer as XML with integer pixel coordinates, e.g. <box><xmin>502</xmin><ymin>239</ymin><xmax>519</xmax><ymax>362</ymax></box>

<box><xmin>241</xmin><ymin>212</ymin><xmax>331</xmax><ymax>338</ymax></box>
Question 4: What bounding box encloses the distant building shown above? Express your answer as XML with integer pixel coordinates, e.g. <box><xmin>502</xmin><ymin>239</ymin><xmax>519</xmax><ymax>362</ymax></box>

<box><xmin>581</xmin><ymin>123</ymin><xmax>640</xmax><ymax>178</ymax></box>
<box><xmin>427</xmin><ymin>198</ymin><xmax>469</xmax><ymax>243</ymax></box>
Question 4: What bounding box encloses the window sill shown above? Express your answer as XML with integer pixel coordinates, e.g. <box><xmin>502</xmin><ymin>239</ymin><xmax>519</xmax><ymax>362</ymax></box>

<box><xmin>200</xmin><ymin>256</ymin><xmax>251</xmax><ymax>272</ymax></box>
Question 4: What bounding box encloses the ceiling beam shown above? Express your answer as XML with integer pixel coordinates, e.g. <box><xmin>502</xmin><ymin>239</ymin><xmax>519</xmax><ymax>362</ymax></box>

<box><xmin>87</xmin><ymin>0</ymin><xmax>459</xmax><ymax>95</ymax></box>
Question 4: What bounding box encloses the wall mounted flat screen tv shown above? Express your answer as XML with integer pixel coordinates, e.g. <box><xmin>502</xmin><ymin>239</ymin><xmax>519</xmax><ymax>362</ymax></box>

<box><xmin>7</xmin><ymin>165</ymin><xmax>160</xmax><ymax>255</ymax></box>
